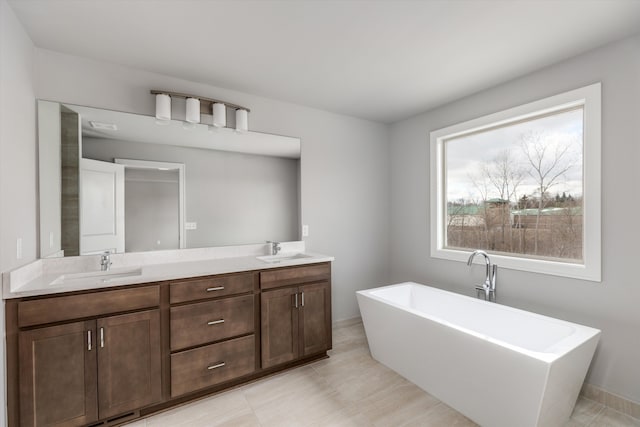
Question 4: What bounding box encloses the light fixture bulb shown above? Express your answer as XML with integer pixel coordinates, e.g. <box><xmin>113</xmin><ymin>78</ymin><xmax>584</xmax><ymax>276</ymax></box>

<box><xmin>185</xmin><ymin>97</ymin><xmax>200</xmax><ymax>124</ymax></box>
<box><xmin>212</xmin><ymin>102</ymin><xmax>226</xmax><ymax>128</ymax></box>
<box><xmin>235</xmin><ymin>109</ymin><xmax>248</xmax><ymax>133</ymax></box>
<box><xmin>155</xmin><ymin>93</ymin><xmax>171</xmax><ymax>121</ymax></box>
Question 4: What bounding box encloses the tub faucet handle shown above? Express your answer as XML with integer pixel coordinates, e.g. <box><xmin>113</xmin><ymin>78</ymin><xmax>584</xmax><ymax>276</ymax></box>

<box><xmin>491</xmin><ymin>264</ymin><xmax>498</xmax><ymax>290</ymax></box>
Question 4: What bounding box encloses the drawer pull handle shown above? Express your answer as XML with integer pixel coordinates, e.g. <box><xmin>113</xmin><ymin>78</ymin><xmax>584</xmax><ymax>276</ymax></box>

<box><xmin>206</xmin><ymin>286</ymin><xmax>225</xmax><ymax>292</ymax></box>
<box><xmin>207</xmin><ymin>362</ymin><xmax>225</xmax><ymax>370</ymax></box>
<box><xmin>207</xmin><ymin>319</ymin><xmax>225</xmax><ymax>326</ymax></box>
<box><xmin>100</xmin><ymin>327</ymin><xmax>105</xmax><ymax>348</ymax></box>
<box><xmin>87</xmin><ymin>330</ymin><xmax>92</xmax><ymax>351</ymax></box>
<box><xmin>301</xmin><ymin>291</ymin><xmax>305</xmax><ymax>307</ymax></box>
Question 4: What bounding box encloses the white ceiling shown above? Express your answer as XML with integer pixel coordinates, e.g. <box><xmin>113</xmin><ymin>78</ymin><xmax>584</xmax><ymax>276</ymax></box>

<box><xmin>9</xmin><ymin>0</ymin><xmax>640</xmax><ymax>123</ymax></box>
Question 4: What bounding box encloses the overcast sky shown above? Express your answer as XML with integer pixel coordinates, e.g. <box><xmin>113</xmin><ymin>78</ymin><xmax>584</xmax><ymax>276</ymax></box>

<box><xmin>445</xmin><ymin>108</ymin><xmax>583</xmax><ymax>203</ymax></box>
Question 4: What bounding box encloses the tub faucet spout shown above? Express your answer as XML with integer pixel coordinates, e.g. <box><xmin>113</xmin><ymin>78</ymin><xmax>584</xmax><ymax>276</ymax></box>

<box><xmin>467</xmin><ymin>250</ymin><xmax>497</xmax><ymax>302</ymax></box>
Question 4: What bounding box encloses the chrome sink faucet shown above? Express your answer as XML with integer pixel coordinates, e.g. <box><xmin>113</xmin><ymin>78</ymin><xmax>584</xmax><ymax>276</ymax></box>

<box><xmin>467</xmin><ymin>250</ymin><xmax>497</xmax><ymax>302</ymax></box>
<box><xmin>100</xmin><ymin>251</ymin><xmax>112</xmax><ymax>271</ymax></box>
<box><xmin>267</xmin><ymin>241</ymin><xmax>281</xmax><ymax>255</ymax></box>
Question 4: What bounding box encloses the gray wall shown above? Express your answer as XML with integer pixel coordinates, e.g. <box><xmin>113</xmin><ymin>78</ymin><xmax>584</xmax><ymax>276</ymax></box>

<box><xmin>0</xmin><ymin>0</ymin><xmax>36</xmax><ymax>423</ymax></box>
<box><xmin>83</xmin><ymin>138</ymin><xmax>300</xmax><ymax>248</ymax></box>
<box><xmin>389</xmin><ymin>34</ymin><xmax>640</xmax><ymax>403</ymax></box>
<box><xmin>0</xmin><ymin>1</ymin><xmax>36</xmax><ymax>269</ymax></box>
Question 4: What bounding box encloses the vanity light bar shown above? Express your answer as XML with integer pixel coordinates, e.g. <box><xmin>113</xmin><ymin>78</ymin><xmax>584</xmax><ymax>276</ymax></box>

<box><xmin>151</xmin><ymin>90</ymin><xmax>250</xmax><ymax>131</ymax></box>
<box><xmin>150</xmin><ymin>90</ymin><xmax>250</xmax><ymax>114</ymax></box>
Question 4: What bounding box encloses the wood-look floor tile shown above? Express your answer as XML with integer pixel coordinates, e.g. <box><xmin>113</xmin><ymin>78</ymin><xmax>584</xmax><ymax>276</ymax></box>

<box><xmin>145</xmin><ymin>389</ymin><xmax>252</xmax><ymax>427</ymax></box>
<box><xmin>564</xmin><ymin>420</ymin><xmax>588</xmax><ymax>427</ymax></box>
<box><xmin>359</xmin><ymin>381</ymin><xmax>441</xmax><ymax>427</ymax></box>
<box><xmin>252</xmin><ymin>390</ymin><xmax>346</xmax><ymax>427</ymax></box>
<box><xmin>307</xmin><ymin>406</ymin><xmax>372</xmax><ymax>427</ymax></box>
<box><xmin>331</xmin><ymin>361</ymin><xmax>407</xmax><ymax>405</ymax></box>
<box><xmin>569</xmin><ymin>397</ymin><xmax>606</xmax><ymax>425</ymax></box>
<box><xmin>312</xmin><ymin>351</ymin><xmax>382</xmax><ymax>386</ymax></box>
<box><xmin>212</xmin><ymin>412</ymin><xmax>262</xmax><ymax>426</ymax></box>
<box><xmin>243</xmin><ymin>365</ymin><xmax>333</xmax><ymax>410</ymax></box>
<box><xmin>244</xmin><ymin>365</ymin><xmax>342</xmax><ymax>426</ymax></box>
<box><xmin>399</xmin><ymin>402</ymin><xmax>479</xmax><ymax>427</ymax></box>
<box><xmin>589</xmin><ymin>408</ymin><xmax>640</xmax><ymax>427</ymax></box>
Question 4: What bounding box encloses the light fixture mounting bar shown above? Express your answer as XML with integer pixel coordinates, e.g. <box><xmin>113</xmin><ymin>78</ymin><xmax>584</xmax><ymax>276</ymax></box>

<box><xmin>150</xmin><ymin>90</ymin><xmax>250</xmax><ymax>114</ymax></box>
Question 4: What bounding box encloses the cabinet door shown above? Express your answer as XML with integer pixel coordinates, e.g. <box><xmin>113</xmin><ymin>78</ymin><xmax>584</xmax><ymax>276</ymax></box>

<box><xmin>97</xmin><ymin>310</ymin><xmax>161</xmax><ymax>418</ymax></box>
<box><xmin>19</xmin><ymin>320</ymin><xmax>97</xmax><ymax>427</ymax></box>
<box><xmin>300</xmin><ymin>282</ymin><xmax>332</xmax><ymax>357</ymax></box>
<box><xmin>261</xmin><ymin>287</ymin><xmax>299</xmax><ymax>369</ymax></box>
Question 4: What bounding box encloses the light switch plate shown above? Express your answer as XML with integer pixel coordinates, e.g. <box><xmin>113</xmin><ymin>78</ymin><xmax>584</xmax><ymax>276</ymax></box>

<box><xmin>186</xmin><ymin>222</ymin><xmax>197</xmax><ymax>230</ymax></box>
<box><xmin>302</xmin><ymin>224</ymin><xmax>309</xmax><ymax>237</ymax></box>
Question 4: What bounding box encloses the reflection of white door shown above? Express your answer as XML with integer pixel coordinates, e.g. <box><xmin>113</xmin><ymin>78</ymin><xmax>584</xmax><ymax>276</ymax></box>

<box><xmin>80</xmin><ymin>159</ymin><xmax>125</xmax><ymax>255</ymax></box>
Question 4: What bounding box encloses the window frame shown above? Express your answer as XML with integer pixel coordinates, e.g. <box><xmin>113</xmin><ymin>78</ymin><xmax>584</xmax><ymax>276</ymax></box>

<box><xmin>430</xmin><ymin>83</ymin><xmax>601</xmax><ymax>282</ymax></box>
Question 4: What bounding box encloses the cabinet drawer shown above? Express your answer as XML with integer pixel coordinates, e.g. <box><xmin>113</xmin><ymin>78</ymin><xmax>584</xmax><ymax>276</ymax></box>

<box><xmin>170</xmin><ymin>295</ymin><xmax>254</xmax><ymax>351</ymax></box>
<box><xmin>18</xmin><ymin>286</ymin><xmax>160</xmax><ymax>328</ymax></box>
<box><xmin>170</xmin><ymin>273</ymin><xmax>254</xmax><ymax>304</ymax></box>
<box><xmin>170</xmin><ymin>335</ymin><xmax>255</xmax><ymax>397</ymax></box>
<box><xmin>260</xmin><ymin>263</ymin><xmax>331</xmax><ymax>290</ymax></box>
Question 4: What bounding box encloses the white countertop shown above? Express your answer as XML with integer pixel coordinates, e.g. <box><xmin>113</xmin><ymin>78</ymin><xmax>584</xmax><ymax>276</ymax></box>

<box><xmin>2</xmin><ymin>242</ymin><xmax>334</xmax><ymax>299</ymax></box>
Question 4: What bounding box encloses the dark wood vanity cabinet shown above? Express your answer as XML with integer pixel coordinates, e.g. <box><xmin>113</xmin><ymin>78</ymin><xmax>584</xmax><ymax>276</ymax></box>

<box><xmin>260</xmin><ymin>263</ymin><xmax>332</xmax><ymax>369</ymax></box>
<box><xmin>7</xmin><ymin>262</ymin><xmax>331</xmax><ymax>427</ymax></box>
<box><xmin>14</xmin><ymin>286</ymin><xmax>162</xmax><ymax>427</ymax></box>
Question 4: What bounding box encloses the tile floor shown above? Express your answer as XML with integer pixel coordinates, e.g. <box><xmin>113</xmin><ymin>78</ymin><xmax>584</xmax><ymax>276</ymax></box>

<box><xmin>125</xmin><ymin>321</ymin><xmax>640</xmax><ymax>427</ymax></box>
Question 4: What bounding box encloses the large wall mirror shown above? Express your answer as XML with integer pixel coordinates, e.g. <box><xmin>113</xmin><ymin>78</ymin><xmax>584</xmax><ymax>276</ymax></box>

<box><xmin>37</xmin><ymin>100</ymin><xmax>301</xmax><ymax>258</ymax></box>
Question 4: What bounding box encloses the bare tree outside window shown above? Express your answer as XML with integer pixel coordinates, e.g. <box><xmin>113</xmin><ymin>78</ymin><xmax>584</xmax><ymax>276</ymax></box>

<box><xmin>444</xmin><ymin>107</ymin><xmax>583</xmax><ymax>262</ymax></box>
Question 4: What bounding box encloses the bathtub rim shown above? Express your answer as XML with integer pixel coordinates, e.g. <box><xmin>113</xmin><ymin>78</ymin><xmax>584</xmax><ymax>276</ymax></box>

<box><xmin>357</xmin><ymin>282</ymin><xmax>601</xmax><ymax>363</ymax></box>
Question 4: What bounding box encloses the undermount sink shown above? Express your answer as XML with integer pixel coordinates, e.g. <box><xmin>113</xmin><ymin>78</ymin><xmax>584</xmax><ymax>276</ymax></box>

<box><xmin>50</xmin><ymin>266</ymin><xmax>143</xmax><ymax>286</ymax></box>
<box><xmin>256</xmin><ymin>253</ymin><xmax>313</xmax><ymax>264</ymax></box>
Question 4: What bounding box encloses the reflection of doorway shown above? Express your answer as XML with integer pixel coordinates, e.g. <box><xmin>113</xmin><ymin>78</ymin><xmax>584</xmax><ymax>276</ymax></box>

<box><xmin>79</xmin><ymin>158</ymin><xmax>125</xmax><ymax>255</ymax></box>
<box><xmin>115</xmin><ymin>159</ymin><xmax>185</xmax><ymax>252</ymax></box>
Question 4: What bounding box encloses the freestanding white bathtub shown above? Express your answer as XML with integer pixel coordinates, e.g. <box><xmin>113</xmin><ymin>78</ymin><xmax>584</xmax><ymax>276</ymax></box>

<box><xmin>356</xmin><ymin>282</ymin><xmax>600</xmax><ymax>427</ymax></box>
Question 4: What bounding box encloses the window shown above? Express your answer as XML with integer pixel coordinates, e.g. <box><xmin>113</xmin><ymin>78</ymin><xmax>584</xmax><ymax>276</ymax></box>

<box><xmin>430</xmin><ymin>83</ymin><xmax>601</xmax><ymax>281</ymax></box>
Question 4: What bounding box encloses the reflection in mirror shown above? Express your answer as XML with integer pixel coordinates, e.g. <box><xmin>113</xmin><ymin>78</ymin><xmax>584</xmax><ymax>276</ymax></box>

<box><xmin>38</xmin><ymin>100</ymin><xmax>301</xmax><ymax>258</ymax></box>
